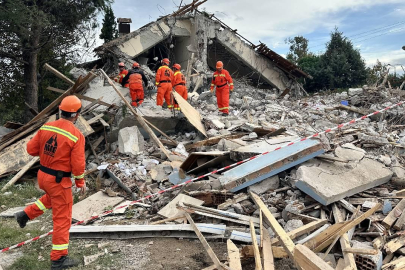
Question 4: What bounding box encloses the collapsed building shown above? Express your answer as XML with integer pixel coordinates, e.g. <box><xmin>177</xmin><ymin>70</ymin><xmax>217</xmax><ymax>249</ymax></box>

<box><xmin>94</xmin><ymin>8</ymin><xmax>310</xmax><ymax>96</ymax></box>
<box><xmin>3</xmin><ymin>2</ymin><xmax>405</xmax><ymax>270</ymax></box>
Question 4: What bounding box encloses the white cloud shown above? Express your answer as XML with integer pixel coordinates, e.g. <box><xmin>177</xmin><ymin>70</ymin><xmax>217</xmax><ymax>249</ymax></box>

<box><xmin>200</xmin><ymin>0</ymin><xmax>404</xmax><ymax>46</ymax></box>
<box><xmin>362</xmin><ymin>49</ymin><xmax>405</xmax><ymax>69</ymax></box>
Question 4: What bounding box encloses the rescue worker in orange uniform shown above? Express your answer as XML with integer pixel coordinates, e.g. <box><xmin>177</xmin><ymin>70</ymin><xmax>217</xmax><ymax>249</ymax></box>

<box><xmin>210</xmin><ymin>61</ymin><xmax>234</xmax><ymax>116</ymax></box>
<box><xmin>121</xmin><ymin>62</ymin><xmax>149</xmax><ymax>107</ymax></box>
<box><xmin>15</xmin><ymin>96</ymin><xmax>86</xmax><ymax>270</ymax></box>
<box><xmin>155</xmin><ymin>58</ymin><xmax>174</xmax><ymax>110</ymax></box>
<box><xmin>114</xmin><ymin>62</ymin><xmax>129</xmax><ymax>87</ymax></box>
<box><xmin>172</xmin><ymin>63</ymin><xmax>187</xmax><ymax>111</ymax></box>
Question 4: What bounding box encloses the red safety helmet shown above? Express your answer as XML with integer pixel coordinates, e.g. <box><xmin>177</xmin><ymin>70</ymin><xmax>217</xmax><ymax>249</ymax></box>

<box><xmin>216</xmin><ymin>61</ymin><xmax>223</xmax><ymax>69</ymax></box>
<box><xmin>59</xmin><ymin>95</ymin><xmax>82</xmax><ymax>117</ymax></box>
<box><xmin>161</xmin><ymin>58</ymin><xmax>170</xmax><ymax>65</ymax></box>
<box><xmin>172</xmin><ymin>63</ymin><xmax>181</xmax><ymax>71</ymax></box>
<box><xmin>133</xmin><ymin>62</ymin><xmax>140</xmax><ymax>68</ymax></box>
<box><xmin>118</xmin><ymin>62</ymin><xmax>125</xmax><ymax>67</ymax></box>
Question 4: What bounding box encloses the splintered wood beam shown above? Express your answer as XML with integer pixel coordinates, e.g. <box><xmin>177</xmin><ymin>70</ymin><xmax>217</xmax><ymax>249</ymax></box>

<box><xmin>383</xmin><ymin>199</ymin><xmax>405</xmax><ymax>229</ymax></box>
<box><xmin>249</xmin><ymin>191</ymin><xmax>295</xmax><ymax>259</ymax></box>
<box><xmin>100</xmin><ymin>69</ymin><xmax>173</xmax><ymax>161</ymax></box>
<box><xmin>227</xmin><ymin>240</ymin><xmax>242</xmax><ymax>270</ymax></box>
<box><xmin>183</xmin><ymin>212</ymin><xmax>231</xmax><ymax>270</ymax></box>
<box><xmin>1</xmin><ymin>157</ymin><xmax>39</xmax><ymax>191</ymax></box>
<box><xmin>250</xmin><ymin>220</ymin><xmax>262</xmax><ymax>270</ymax></box>
<box><xmin>44</xmin><ymin>63</ymin><xmax>75</xmax><ymax>85</ymax></box>
<box><xmin>261</xmin><ymin>228</ymin><xmax>275</xmax><ymax>270</ymax></box>
<box><xmin>294</xmin><ymin>245</ymin><xmax>334</xmax><ymax>270</ymax></box>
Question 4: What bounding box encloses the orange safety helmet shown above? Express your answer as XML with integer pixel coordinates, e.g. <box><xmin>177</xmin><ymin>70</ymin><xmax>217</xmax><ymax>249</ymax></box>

<box><xmin>216</xmin><ymin>61</ymin><xmax>223</xmax><ymax>69</ymax></box>
<box><xmin>172</xmin><ymin>63</ymin><xmax>181</xmax><ymax>71</ymax></box>
<box><xmin>59</xmin><ymin>95</ymin><xmax>82</xmax><ymax>117</ymax></box>
<box><xmin>118</xmin><ymin>62</ymin><xmax>125</xmax><ymax>67</ymax></box>
<box><xmin>133</xmin><ymin>62</ymin><xmax>140</xmax><ymax>68</ymax></box>
<box><xmin>161</xmin><ymin>58</ymin><xmax>170</xmax><ymax>65</ymax></box>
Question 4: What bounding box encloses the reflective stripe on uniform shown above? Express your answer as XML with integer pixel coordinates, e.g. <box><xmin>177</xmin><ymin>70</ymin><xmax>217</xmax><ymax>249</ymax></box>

<box><xmin>35</xmin><ymin>200</ymin><xmax>48</xmax><ymax>212</ymax></box>
<box><xmin>174</xmin><ymin>71</ymin><xmax>181</xmax><ymax>76</ymax></box>
<box><xmin>73</xmin><ymin>174</ymin><xmax>84</xmax><ymax>179</ymax></box>
<box><xmin>52</xmin><ymin>244</ymin><xmax>69</xmax><ymax>250</ymax></box>
<box><xmin>219</xmin><ymin>74</ymin><xmax>226</xmax><ymax>77</ymax></box>
<box><xmin>40</xmin><ymin>126</ymin><xmax>78</xmax><ymax>143</ymax></box>
<box><xmin>168</xmin><ymin>105</ymin><xmax>174</xmax><ymax>108</ymax></box>
<box><xmin>229</xmin><ymin>83</ymin><xmax>234</xmax><ymax>85</ymax></box>
<box><xmin>218</xmin><ymin>107</ymin><xmax>229</xmax><ymax>110</ymax></box>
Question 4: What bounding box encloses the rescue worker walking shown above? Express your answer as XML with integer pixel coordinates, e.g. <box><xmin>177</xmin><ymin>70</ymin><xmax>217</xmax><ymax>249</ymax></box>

<box><xmin>114</xmin><ymin>62</ymin><xmax>129</xmax><ymax>87</ymax></box>
<box><xmin>155</xmin><ymin>58</ymin><xmax>174</xmax><ymax>110</ymax></box>
<box><xmin>15</xmin><ymin>96</ymin><xmax>86</xmax><ymax>270</ymax></box>
<box><xmin>121</xmin><ymin>62</ymin><xmax>149</xmax><ymax>107</ymax></box>
<box><xmin>172</xmin><ymin>63</ymin><xmax>187</xmax><ymax>111</ymax></box>
<box><xmin>210</xmin><ymin>61</ymin><xmax>234</xmax><ymax>116</ymax></box>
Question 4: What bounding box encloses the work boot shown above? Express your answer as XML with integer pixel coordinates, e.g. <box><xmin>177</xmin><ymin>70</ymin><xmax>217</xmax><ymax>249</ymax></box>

<box><xmin>222</xmin><ymin>112</ymin><xmax>229</xmax><ymax>117</ymax></box>
<box><xmin>14</xmin><ymin>211</ymin><xmax>29</xmax><ymax>228</ymax></box>
<box><xmin>51</xmin><ymin>256</ymin><xmax>79</xmax><ymax>270</ymax></box>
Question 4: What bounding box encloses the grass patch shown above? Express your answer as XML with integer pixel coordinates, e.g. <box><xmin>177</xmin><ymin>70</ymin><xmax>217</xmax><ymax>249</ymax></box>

<box><xmin>0</xmin><ymin>179</ymin><xmax>44</xmax><ymax>208</ymax></box>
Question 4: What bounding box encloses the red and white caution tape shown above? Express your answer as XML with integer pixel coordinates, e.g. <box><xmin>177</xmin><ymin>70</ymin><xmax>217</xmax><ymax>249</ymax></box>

<box><xmin>2</xmin><ymin>100</ymin><xmax>404</xmax><ymax>253</ymax></box>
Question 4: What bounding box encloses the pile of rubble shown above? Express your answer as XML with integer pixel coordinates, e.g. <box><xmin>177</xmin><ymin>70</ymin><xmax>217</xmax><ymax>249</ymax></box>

<box><xmin>2</xmin><ymin>62</ymin><xmax>405</xmax><ymax>269</ymax></box>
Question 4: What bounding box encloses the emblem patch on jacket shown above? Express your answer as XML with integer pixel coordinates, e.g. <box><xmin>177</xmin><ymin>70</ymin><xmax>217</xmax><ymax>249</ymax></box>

<box><xmin>44</xmin><ymin>135</ymin><xmax>58</xmax><ymax>157</ymax></box>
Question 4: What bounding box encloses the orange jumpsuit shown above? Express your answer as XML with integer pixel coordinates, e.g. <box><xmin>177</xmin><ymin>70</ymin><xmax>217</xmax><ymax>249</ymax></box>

<box><xmin>24</xmin><ymin>119</ymin><xmax>85</xmax><ymax>261</ymax></box>
<box><xmin>210</xmin><ymin>69</ymin><xmax>234</xmax><ymax>114</ymax></box>
<box><xmin>114</xmin><ymin>69</ymin><xmax>129</xmax><ymax>87</ymax></box>
<box><xmin>121</xmin><ymin>68</ymin><xmax>149</xmax><ymax>107</ymax></box>
<box><xmin>155</xmin><ymin>65</ymin><xmax>174</xmax><ymax>109</ymax></box>
<box><xmin>172</xmin><ymin>71</ymin><xmax>187</xmax><ymax>110</ymax></box>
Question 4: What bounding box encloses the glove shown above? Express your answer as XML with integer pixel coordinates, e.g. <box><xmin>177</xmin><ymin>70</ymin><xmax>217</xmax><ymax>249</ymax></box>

<box><xmin>210</xmin><ymin>88</ymin><xmax>214</xmax><ymax>93</ymax></box>
<box><xmin>75</xmin><ymin>178</ymin><xmax>85</xmax><ymax>188</ymax></box>
<box><xmin>230</xmin><ymin>85</ymin><xmax>234</xmax><ymax>91</ymax></box>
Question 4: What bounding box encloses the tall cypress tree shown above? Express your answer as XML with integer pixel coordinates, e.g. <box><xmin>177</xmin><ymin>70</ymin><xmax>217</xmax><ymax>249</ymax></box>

<box><xmin>100</xmin><ymin>6</ymin><xmax>118</xmax><ymax>43</ymax></box>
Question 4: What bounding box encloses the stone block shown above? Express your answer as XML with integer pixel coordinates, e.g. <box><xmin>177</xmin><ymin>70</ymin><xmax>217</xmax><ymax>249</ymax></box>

<box><xmin>247</xmin><ymin>175</ymin><xmax>280</xmax><ymax>194</ymax></box>
<box><xmin>118</xmin><ymin>126</ymin><xmax>144</xmax><ymax>155</ymax></box>
<box><xmin>296</xmin><ymin>158</ymin><xmax>393</xmax><ymax>205</ymax></box>
<box><xmin>348</xmin><ymin>88</ymin><xmax>363</xmax><ymax>96</ymax></box>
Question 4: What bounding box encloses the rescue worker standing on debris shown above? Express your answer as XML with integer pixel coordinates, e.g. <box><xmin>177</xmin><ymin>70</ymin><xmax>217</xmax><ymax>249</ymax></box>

<box><xmin>210</xmin><ymin>61</ymin><xmax>234</xmax><ymax>116</ymax></box>
<box><xmin>155</xmin><ymin>58</ymin><xmax>174</xmax><ymax>110</ymax></box>
<box><xmin>172</xmin><ymin>63</ymin><xmax>187</xmax><ymax>111</ymax></box>
<box><xmin>15</xmin><ymin>96</ymin><xmax>85</xmax><ymax>270</ymax></box>
<box><xmin>121</xmin><ymin>62</ymin><xmax>149</xmax><ymax>107</ymax></box>
<box><xmin>114</xmin><ymin>62</ymin><xmax>129</xmax><ymax>87</ymax></box>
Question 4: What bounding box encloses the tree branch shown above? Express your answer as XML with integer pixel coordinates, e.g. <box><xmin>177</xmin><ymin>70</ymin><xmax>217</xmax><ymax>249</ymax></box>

<box><xmin>0</xmin><ymin>50</ymin><xmax>28</xmax><ymax>65</ymax></box>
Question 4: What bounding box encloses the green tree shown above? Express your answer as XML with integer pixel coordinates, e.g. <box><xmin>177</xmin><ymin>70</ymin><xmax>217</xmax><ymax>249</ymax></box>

<box><xmin>320</xmin><ymin>28</ymin><xmax>367</xmax><ymax>89</ymax></box>
<box><xmin>0</xmin><ymin>0</ymin><xmax>111</xmax><ymax>122</ymax></box>
<box><xmin>100</xmin><ymin>6</ymin><xmax>118</xmax><ymax>43</ymax></box>
<box><xmin>285</xmin><ymin>36</ymin><xmax>309</xmax><ymax>64</ymax></box>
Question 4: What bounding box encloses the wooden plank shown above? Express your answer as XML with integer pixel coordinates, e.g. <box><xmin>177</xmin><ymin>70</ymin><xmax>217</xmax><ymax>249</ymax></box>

<box><xmin>249</xmin><ymin>191</ymin><xmax>295</xmax><ymax>259</ymax></box>
<box><xmin>172</xmin><ymin>91</ymin><xmax>207</xmax><ymax>137</ymax></box>
<box><xmin>294</xmin><ymin>244</ymin><xmax>334</xmax><ymax>270</ymax></box>
<box><xmin>332</xmin><ymin>203</ymin><xmax>357</xmax><ymax>270</ymax></box>
<box><xmin>44</xmin><ymin>63</ymin><xmax>75</xmax><ymax>85</ymax></box>
<box><xmin>260</xmin><ymin>210</ymin><xmax>264</xmax><ymax>248</ymax></box>
<box><xmin>46</xmin><ymin>86</ymin><xmax>65</xmax><ymax>93</ymax></box>
<box><xmin>87</xmin><ymin>114</ymin><xmax>104</xmax><ymax>125</ymax></box>
<box><xmin>75</xmin><ymin>115</ymin><xmax>94</xmax><ymax>137</ymax></box>
<box><xmin>271</xmin><ymin>219</ymin><xmax>328</xmax><ymax>246</ymax></box>
<box><xmin>218</xmin><ymin>194</ymin><xmax>249</xmax><ymax>210</ymax></box>
<box><xmin>343</xmin><ymin>248</ymin><xmax>378</xmax><ymax>255</ymax></box>
<box><xmin>1</xmin><ymin>157</ymin><xmax>40</xmax><ymax>191</ymax></box>
<box><xmin>382</xmin><ymin>199</ymin><xmax>405</xmax><ymax>229</ymax></box>
<box><xmin>100</xmin><ymin>69</ymin><xmax>173</xmax><ymax>161</ymax></box>
<box><xmin>250</xmin><ymin>220</ymin><xmax>262</xmax><ymax>270</ymax></box>
<box><xmin>25</xmin><ymin>102</ymin><xmax>39</xmax><ymax>115</ymax></box>
<box><xmin>394</xmin><ymin>209</ymin><xmax>405</xmax><ymax>230</ymax></box>
<box><xmin>99</xmin><ymin>117</ymin><xmax>110</xmax><ymax>127</ymax></box>
<box><xmin>261</xmin><ymin>227</ymin><xmax>275</xmax><ymax>270</ymax></box>
<box><xmin>183</xmin><ymin>212</ymin><xmax>229</xmax><ymax>270</ymax></box>
<box><xmin>384</xmin><ymin>235</ymin><xmax>405</xmax><ymax>254</ymax></box>
<box><xmin>82</xmin><ymin>97</ymin><xmax>104</xmax><ymax>113</ymax></box>
<box><xmin>158</xmin><ymin>194</ymin><xmax>204</xmax><ymax>219</ymax></box>
<box><xmin>227</xmin><ymin>240</ymin><xmax>242</xmax><ymax>270</ymax></box>
<box><xmin>305</xmin><ymin>203</ymin><xmax>381</xmax><ymax>252</ymax></box>
<box><xmin>186</xmin><ymin>134</ymin><xmax>246</xmax><ymax>150</ymax></box>
<box><xmin>382</xmin><ymin>257</ymin><xmax>405</xmax><ymax>270</ymax></box>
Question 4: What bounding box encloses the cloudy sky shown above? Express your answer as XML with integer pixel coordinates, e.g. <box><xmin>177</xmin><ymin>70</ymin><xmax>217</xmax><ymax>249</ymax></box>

<box><xmin>108</xmin><ymin>0</ymin><xmax>405</xmax><ymax>70</ymax></box>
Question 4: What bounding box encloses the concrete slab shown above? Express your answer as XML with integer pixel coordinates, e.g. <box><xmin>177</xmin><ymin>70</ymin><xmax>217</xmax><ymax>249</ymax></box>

<box><xmin>72</xmin><ymin>191</ymin><xmax>124</xmax><ymax>222</ymax></box>
<box><xmin>335</xmin><ymin>143</ymin><xmax>365</xmax><ymax>161</ymax></box>
<box><xmin>247</xmin><ymin>175</ymin><xmax>279</xmax><ymax>195</ymax></box>
<box><xmin>158</xmin><ymin>194</ymin><xmax>204</xmax><ymax>219</ymax></box>
<box><xmin>230</xmin><ymin>135</ymin><xmax>300</xmax><ymax>160</ymax></box>
<box><xmin>118</xmin><ymin>126</ymin><xmax>144</xmax><ymax>155</ymax></box>
<box><xmin>295</xmin><ymin>158</ymin><xmax>393</xmax><ymax>205</ymax></box>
